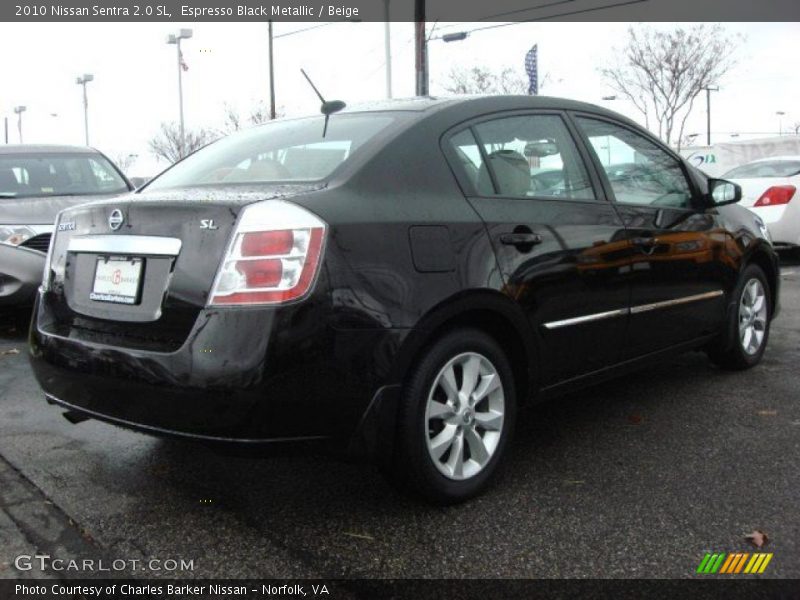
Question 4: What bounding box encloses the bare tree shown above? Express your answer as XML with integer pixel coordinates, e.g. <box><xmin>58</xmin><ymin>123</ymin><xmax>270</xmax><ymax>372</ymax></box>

<box><xmin>248</xmin><ymin>101</ymin><xmax>275</xmax><ymax>125</ymax></box>
<box><xmin>222</xmin><ymin>103</ymin><xmax>243</xmax><ymax>133</ymax></box>
<box><xmin>601</xmin><ymin>25</ymin><xmax>741</xmax><ymax>149</ymax></box>
<box><xmin>443</xmin><ymin>66</ymin><xmax>528</xmax><ymax>95</ymax></box>
<box><xmin>114</xmin><ymin>153</ymin><xmax>137</xmax><ymax>174</ymax></box>
<box><xmin>221</xmin><ymin>102</ymin><xmax>281</xmax><ymax>134</ymax></box>
<box><xmin>148</xmin><ymin>122</ymin><xmax>218</xmax><ymax>164</ymax></box>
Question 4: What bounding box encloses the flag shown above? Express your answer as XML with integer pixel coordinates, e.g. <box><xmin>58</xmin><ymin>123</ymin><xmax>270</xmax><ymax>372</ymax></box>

<box><xmin>525</xmin><ymin>44</ymin><xmax>538</xmax><ymax>96</ymax></box>
<box><xmin>179</xmin><ymin>49</ymin><xmax>189</xmax><ymax>72</ymax></box>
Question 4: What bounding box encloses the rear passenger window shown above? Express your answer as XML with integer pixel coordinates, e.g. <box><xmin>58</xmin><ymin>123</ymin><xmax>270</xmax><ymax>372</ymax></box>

<box><xmin>457</xmin><ymin>115</ymin><xmax>595</xmax><ymax>201</ymax></box>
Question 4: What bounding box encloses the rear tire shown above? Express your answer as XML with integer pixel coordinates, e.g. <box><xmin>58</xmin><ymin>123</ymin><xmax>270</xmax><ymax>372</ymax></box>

<box><xmin>707</xmin><ymin>264</ymin><xmax>771</xmax><ymax>370</ymax></box>
<box><xmin>392</xmin><ymin>328</ymin><xmax>517</xmax><ymax>504</ymax></box>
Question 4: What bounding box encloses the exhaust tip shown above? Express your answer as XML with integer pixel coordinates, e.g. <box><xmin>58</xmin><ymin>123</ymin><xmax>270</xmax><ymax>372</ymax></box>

<box><xmin>62</xmin><ymin>410</ymin><xmax>90</xmax><ymax>425</ymax></box>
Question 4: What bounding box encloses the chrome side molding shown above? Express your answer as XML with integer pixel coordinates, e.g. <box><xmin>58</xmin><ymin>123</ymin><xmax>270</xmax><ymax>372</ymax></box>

<box><xmin>67</xmin><ymin>235</ymin><xmax>182</xmax><ymax>256</ymax></box>
<box><xmin>543</xmin><ymin>290</ymin><xmax>724</xmax><ymax>330</ymax></box>
<box><xmin>629</xmin><ymin>290</ymin><xmax>724</xmax><ymax>315</ymax></box>
<box><xmin>542</xmin><ymin>308</ymin><xmax>629</xmax><ymax>330</ymax></box>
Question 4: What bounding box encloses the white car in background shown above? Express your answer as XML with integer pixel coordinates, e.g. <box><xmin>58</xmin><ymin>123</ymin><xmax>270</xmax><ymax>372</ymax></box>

<box><xmin>722</xmin><ymin>156</ymin><xmax>800</xmax><ymax>252</ymax></box>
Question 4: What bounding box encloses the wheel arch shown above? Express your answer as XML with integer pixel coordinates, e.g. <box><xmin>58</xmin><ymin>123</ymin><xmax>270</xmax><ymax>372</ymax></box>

<box><xmin>348</xmin><ymin>290</ymin><xmax>538</xmax><ymax>464</ymax></box>
<box><xmin>744</xmin><ymin>241</ymin><xmax>780</xmax><ymax>317</ymax></box>
<box><xmin>390</xmin><ymin>290</ymin><xmax>538</xmax><ymax>405</ymax></box>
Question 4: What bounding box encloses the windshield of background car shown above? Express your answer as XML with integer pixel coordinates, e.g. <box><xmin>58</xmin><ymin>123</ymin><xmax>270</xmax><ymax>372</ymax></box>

<box><xmin>722</xmin><ymin>160</ymin><xmax>800</xmax><ymax>179</ymax></box>
<box><xmin>146</xmin><ymin>114</ymin><xmax>396</xmax><ymax>191</ymax></box>
<box><xmin>0</xmin><ymin>153</ymin><xmax>128</xmax><ymax>199</ymax></box>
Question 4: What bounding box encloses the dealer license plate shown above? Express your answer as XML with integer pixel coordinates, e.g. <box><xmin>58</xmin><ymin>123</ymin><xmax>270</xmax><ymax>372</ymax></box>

<box><xmin>90</xmin><ymin>257</ymin><xmax>143</xmax><ymax>305</ymax></box>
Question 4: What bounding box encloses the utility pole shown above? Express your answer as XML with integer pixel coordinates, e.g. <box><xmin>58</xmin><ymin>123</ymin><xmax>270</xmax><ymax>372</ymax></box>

<box><xmin>3</xmin><ymin>117</ymin><xmax>7</xmax><ymax>144</ymax></box>
<box><xmin>383</xmin><ymin>0</ymin><xmax>392</xmax><ymax>98</ymax></box>
<box><xmin>268</xmin><ymin>21</ymin><xmax>276</xmax><ymax>119</ymax></box>
<box><xmin>414</xmin><ymin>0</ymin><xmax>428</xmax><ymax>96</ymax></box>
<box><xmin>703</xmin><ymin>86</ymin><xmax>718</xmax><ymax>146</ymax></box>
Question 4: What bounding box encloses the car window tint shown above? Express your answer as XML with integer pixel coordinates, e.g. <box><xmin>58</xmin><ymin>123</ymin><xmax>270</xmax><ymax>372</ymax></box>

<box><xmin>576</xmin><ymin>117</ymin><xmax>692</xmax><ymax>209</ymax></box>
<box><xmin>449</xmin><ymin>129</ymin><xmax>486</xmax><ymax>192</ymax></box>
<box><xmin>470</xmin><ymin>115</ymin><xmax>595</xmax><ymax>201</ymax></box>
<box><xmin>146</xmin><ymin>114</ymin><xmax>395</xmax><ymax>190</ymax></box>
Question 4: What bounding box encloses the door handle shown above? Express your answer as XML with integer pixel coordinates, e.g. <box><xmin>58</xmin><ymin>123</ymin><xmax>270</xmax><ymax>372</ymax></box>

<box><xmin>500</xmin><ymin>232</ymin><xmax>543</xmax><ymax>246</ymax></box>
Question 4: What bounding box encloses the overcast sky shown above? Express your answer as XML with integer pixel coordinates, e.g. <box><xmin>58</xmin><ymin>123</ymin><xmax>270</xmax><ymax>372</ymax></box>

<box><xmin>0</xmin><ymin>21</ymin><xmax>797</xmax><ymax>176</ymax></box>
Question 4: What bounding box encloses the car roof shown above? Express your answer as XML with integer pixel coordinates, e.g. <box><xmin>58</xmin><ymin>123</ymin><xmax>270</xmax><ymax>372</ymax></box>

<box><xmin>344</xmin><ymin>94</ymin><xmax>626</xmax><ymax>119</ymax></box>
<box><xmin>340</xmin><ymin>95</ymin><xmax>642</xmax><ymax>136</ymax></box>
<box><xmin>0</xmin><ymin>144</ymin><xmax>99</xmax><ymax>155</ymax></box>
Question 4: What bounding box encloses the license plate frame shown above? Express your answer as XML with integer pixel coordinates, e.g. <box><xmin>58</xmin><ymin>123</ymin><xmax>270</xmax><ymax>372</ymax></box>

<box><xmin>90</xmin><ymin>256</ymin><xmax>143</xmax><ymax>305</ymax></box>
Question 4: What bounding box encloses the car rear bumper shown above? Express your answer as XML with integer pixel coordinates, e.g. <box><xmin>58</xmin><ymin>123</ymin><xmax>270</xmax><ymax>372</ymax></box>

<box><xmin>0</xmin><ymin>245</ymin><xmax>45</xmax><ymax>306</ymax></box>
<box><xmin>749</xmin><ymin>204</ymin><xmax>800</xmax><ymax>247</ymax></box>
<box><xmin>29</xmin><ymin>293</ymin><xmax>407</xmax><ymax>444</ymax></box>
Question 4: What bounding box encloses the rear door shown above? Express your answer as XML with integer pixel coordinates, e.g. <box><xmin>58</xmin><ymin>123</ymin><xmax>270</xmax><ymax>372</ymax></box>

<box><xmin>571</xmin><ymin>115</ymin><xmax>729</xmax><ymax>359</ymax></box>
<box><xmin>444</xmin><ymin>111</ymin><xmax>630</xmax><ymax>386</ymax></box>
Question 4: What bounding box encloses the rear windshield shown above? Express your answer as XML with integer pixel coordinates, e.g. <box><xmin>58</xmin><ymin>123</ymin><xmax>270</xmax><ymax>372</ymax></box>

<box><xmin>0</xmin><ymin>153</ymin><xmax>129</xmax><ymax>199</ymax></box>
<box><xmin>146</xmin><ymin>114</ymin><xmax>395</xmax><ymax>191</ymax></box>
<box><xmin>723</xmin><ymin>160</ymin><xmax>800</xmax><ymax>179</ymax></box>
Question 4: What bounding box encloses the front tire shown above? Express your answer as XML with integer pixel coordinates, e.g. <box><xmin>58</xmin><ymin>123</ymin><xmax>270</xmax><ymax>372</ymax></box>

<box><xmin>393</xmin><ymin>328</ymin><xmax>517</xmax><ymax>504</ymax></box>
<box><xmin>708</xmin><ymin>264</ymin><xmax>771</xmax><ymax>370</ymax></box>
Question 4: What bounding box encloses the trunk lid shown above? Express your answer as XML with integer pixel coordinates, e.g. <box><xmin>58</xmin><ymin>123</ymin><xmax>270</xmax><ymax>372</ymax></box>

<box><xmin>44</xmin><ymin>184</ymin><xmax>323</xmax><ymax>350</ymax></box>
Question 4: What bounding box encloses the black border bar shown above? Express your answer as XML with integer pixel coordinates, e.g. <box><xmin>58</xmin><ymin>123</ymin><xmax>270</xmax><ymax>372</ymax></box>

<box><xmin>3</xmin><ymin>0</ymin><xmax>800</xmax><ymax>22</ymax></box>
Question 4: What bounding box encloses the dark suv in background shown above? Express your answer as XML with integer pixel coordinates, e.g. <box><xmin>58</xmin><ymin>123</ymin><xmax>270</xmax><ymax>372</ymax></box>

<box><xmin>29</xmin><ymin>97</ymin><xmax>778</xmax><ymax>502</ymax></box>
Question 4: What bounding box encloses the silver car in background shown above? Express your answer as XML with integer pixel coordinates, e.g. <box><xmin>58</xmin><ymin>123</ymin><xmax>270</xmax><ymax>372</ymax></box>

<box><xmin>0</xmin><ymin>145</ymin><xmax>133</xmax><ymax>306</ymax></box>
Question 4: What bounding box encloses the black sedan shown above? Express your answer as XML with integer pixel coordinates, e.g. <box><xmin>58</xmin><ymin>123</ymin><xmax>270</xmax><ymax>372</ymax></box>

<box><xmin>0</xmin><ymin>145</ymin><xmax>132</xmax><ymax>306</ymax></box>
<box><xmin>29</xmin><ymin>97</ymin><xmax>779</xmax><ymax>503</ymax></box>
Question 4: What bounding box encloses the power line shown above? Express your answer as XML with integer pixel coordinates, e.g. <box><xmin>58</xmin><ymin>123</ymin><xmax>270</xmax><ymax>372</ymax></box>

<box><xmin>430</xmin><ymin>0</ymin><xmax>650</xmax><ymax>40</ymax></box>
<box><xmin>273</xmin><ymin>22</ymin><xmax>336</xmax><ymax>39</ymax></box>
<box><xmin>476</xmin><ymin>0</ymin><xmax>578</xmax><ymax>21</ymax></box>
<box><xmin>481</xmin><ymin>0</ymin><xmax>649</xmax><ymax>22</ymax></box>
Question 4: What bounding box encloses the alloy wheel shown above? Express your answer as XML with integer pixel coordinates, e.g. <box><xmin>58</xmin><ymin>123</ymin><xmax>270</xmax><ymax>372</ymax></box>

<box><xmin>424</xmin><ymin>352</ymin><xmax>505</xmax><ymax>480</ymax></box>
<box><xmin>739</xmin><ymin>278</ymin><xmax>768</xmax><ymax>355</ymax></box>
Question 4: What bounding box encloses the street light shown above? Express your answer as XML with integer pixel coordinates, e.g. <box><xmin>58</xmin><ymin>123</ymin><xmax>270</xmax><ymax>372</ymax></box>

<box><xmin>76</xmin><ymin>73</ymin><xmax>94</xmax><ymax>146</ymax></box>
<box><xmin>419</xmin><ymin>27</ymin><xmax>471</xmax><ymax>97</ymax></box>
<box><xmin>702</xmin><ymin>86</ymin><xmax>719</xmax><ymax>146</ymax></box>
<box><xmin>13</xmin><ymin>106</ymin><xmax>26</xmax><ymax>143</ymax></box>
<box><xmin>442</xmin><ymin>31</ymin><xmax>469</xmax><ymax>43</ymax></box>
<box><xmin>166</xmin><ymin>28</ymin><xmax>193</xmax><ymax>158</ymax></box>
<box><xmin>776</xmin><ymin>111</ymin><xmax>786</xmax><ymax>136</ymax></box>
<box><xmin>602</xmin><ymin>95</ymin><xmax>617</xmax><ymax>101</ymax></box>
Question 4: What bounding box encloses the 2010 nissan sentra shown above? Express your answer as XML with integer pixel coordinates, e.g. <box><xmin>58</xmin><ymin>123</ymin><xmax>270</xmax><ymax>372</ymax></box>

<box><xmin>29</xmin><ymin>96</ymin><xmax>779</xmax><ymax>503</ymax></box>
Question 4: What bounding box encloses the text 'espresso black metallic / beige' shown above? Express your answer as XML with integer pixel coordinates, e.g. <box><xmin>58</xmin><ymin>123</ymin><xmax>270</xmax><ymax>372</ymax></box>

<box><xmin>29</xmin><ymin>96</ymin><xmax>780</xmax><ymax>503</ymax></box>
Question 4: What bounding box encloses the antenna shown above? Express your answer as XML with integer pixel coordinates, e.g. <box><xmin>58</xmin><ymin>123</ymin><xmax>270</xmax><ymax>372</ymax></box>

<box><xmin>300</xmin><ymin>68</ymin><xmax>346</xmax><ymax>138</ymax></box>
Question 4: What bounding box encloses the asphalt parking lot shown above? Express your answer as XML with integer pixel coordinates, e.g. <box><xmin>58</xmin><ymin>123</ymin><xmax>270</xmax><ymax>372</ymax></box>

<box><xmin>1</xmin><ymin>259</ymin><xmax>798</xmax><ymax>582</ymax></box>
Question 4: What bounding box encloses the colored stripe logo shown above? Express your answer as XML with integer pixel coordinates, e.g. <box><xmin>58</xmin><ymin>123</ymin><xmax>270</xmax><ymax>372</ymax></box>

<box><xmin>697</xmin><ymin>553</ymin><xmax>773</xmax><ymax>574</ymax></box>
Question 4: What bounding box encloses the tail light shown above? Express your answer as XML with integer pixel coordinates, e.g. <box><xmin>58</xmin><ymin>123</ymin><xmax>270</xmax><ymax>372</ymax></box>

<box><xmin>753</xmin><ymin>185</ymin><xmax>796</xmax><ymax>207</ymax></box>
<box><xmin>209</xmin><ymin>200</ymin><xmax>326</xmax><ymax>306</ymax></box>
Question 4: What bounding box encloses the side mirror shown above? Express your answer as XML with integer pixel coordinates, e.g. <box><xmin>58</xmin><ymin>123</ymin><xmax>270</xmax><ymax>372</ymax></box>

<box><xmin>707</xmin><ymin>178</ymin><xmax>742</xmax><ymax>207</ymax></box>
